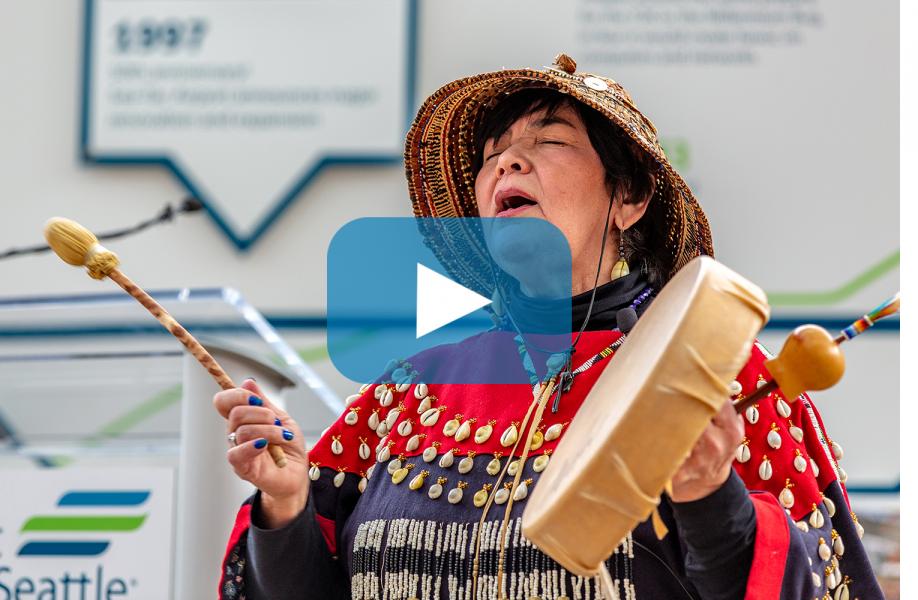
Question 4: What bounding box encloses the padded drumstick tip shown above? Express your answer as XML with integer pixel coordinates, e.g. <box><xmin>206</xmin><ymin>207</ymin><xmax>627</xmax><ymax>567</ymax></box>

<box><xmin>44</xmin><ymin>217</ymin><xmax>120</xmax><ymax>279</ymax></box>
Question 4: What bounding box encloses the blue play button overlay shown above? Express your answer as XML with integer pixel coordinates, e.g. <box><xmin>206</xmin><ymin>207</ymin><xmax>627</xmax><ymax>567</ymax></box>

<box><xmin>327</xmin><ymin>217</ymin><xmax>572</xmax><ymax>384</ymax></box>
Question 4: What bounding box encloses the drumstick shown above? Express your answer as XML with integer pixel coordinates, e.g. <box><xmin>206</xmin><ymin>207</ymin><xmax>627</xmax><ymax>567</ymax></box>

<box><xmin>43</xmin><ymin>217</ymin><xmax>288</xmax><ymax>468</ymax></box>
<box><xmin>733</xmin><ymin>293</ymin><xmax>900</xmax><ymax>413</ymax></box>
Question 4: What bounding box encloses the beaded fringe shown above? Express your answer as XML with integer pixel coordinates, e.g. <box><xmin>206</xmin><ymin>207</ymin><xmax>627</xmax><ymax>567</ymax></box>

<box><xmin>351</xmin><ymin>518</ymin><xmax>636</xmax><ymax>600</ymax></box>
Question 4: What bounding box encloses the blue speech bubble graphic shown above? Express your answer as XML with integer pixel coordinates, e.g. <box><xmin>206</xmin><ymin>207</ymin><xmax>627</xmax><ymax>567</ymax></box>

<box><xmin>327</xmin><ymin>218</ymin><xmax>572</xmax><ymax>384</ymax></box>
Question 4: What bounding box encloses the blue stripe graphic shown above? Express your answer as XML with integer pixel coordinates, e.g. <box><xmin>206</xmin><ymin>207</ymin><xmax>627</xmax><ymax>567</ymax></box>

<box><xmin>18</xmin><ymin>541</ymin><xmax>110</xmax><ymax>556</ymax></box>
<box><xmin>58</xmin><ymin>491</ymin><xmax>150</xmax><ymax>507</ymax></box>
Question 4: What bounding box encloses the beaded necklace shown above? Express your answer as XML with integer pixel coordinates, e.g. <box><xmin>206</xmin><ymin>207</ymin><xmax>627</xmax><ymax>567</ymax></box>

<box><xmin>514</xmin><ymin>285</ymin><xmax>654</xmax><ymax>410</ymax></box>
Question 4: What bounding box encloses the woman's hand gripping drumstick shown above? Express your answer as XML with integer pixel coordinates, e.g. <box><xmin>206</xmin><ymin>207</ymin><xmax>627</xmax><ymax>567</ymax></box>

<box><xmin>214</xmin><ymin>378</ymin><xmax>309</xmax><ymax>528</ymax></box>
<box><xmin>43</xmin><ymin>216</ymin><xmax>288</xmax><ymax>468</ymax></box>
<box><xmin>672</xmin><ymin>293</ymin><xmax>899</xmax><ymax>504</ymax></box>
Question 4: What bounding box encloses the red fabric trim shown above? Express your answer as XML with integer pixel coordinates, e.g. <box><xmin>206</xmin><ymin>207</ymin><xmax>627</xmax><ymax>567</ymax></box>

<box><xmin>744</xmin><ymin>493</ymin><xmax>790</xmax><ymax>600</ymax></box>
<box><xmin>732</xmin><ymin>343</ymin><xmax>825</xmax><ymax>521</ymax></box>
<box><xmin>315</xmin><ymin>513</ymin><xmax>337</xmax><ymax>556</ymax></box>
<box><xmin>220</xmin><ymin>502</ymin><xmax>252</xmax><ymax>597</ymax></box>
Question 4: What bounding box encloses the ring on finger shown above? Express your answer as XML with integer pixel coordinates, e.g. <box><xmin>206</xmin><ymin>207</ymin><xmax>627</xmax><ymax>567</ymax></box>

<box><xmin>227</xmin><ymin>431</ymin><xmax>238</xmax><ymax>446</ymax></box>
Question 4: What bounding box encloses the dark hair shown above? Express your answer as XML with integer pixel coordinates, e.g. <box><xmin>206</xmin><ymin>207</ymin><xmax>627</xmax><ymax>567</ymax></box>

<box><xmin>473</xmin><ymin>88</ymin><xmax>669</xmax><ymax>289</ymax></box>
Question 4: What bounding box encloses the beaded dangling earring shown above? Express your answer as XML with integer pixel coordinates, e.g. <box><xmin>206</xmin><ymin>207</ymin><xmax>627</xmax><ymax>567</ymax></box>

<box><xmin>611</xmin><ymin>227</ymin><xmax>630</xmax><ymax>280</ymax></box>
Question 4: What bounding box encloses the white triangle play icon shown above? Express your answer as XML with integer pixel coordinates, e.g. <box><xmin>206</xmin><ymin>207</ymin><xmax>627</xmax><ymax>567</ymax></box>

<box><xmin>416</xmin><ymin>263</ymin><xmax>492</xmax><ymax>339</ymax></box>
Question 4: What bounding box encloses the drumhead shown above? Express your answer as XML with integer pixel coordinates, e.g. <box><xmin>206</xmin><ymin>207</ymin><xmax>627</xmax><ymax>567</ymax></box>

<box><xmin>523</xmin><ymin>256</ymin><xmax>769</xmax><ymax>575</ymax></box>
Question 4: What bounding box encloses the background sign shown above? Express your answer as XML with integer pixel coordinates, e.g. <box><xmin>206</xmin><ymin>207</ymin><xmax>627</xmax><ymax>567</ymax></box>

<box><xmin>0</xmin><ymin>468</ymin><xmax>174</xmax><ymax>599</ymax></box>
<box><xmin>83</xmin><ymin>0</ymin><xmax>415</xmax><ymax>248</ymax></box>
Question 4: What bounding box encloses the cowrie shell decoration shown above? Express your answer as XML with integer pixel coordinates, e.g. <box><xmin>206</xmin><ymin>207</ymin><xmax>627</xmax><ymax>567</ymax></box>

<box><xmin>544</xmin><ymin>423</ymin><xmax>564</xmax><ymax>441</ymax></box>
<box><xmin>395</xmin><ymin>381</ymin><xmax>410</xmax><ymax>393</ymax></box>
<box><xmin>811</xmin><ymin>459</ymin><xmax>820</xmax><ymax>478</ymax></box>
<box><xmin>789</xmin><ymin>424</ymin><xmax>804</xmax><ymax>443</ymax></box>
<box><xmin>374</xmin><ymin>384</ymin><xmax>387</xmax><ymax>400</ymax></box>
<box><xmin>377</xmin><ymin>444</ymin><xmax>392</xmax><ymax>463</ymax></box>
<box><xmin>458</xmin><ymin>456</ymin><xmax>475</xmax><ymax>474</ymax></box>
<box><xmin>831</xmin><ymin>441</ymin><xmax>844</xmax><ymax>460</ymax></box>
<box><xmin>473</xmin><ymin>488</ymin><xmax>490</xmax><ymax>508</ymax></box>
<box><xmin>494</xmin><ymin>487</ymin><xmax>510</xmax><ymax>505</ymax></box>
<box><xmin>767</xmin><ymin>427</ymin><xmax>782</xmax><ymax>450</ymax></box>
<box><xmin>416</xmin><ymin>396</ymin><xmax>432</xmax><ymax>415</ymax></box>
<box><xmin>833</xmin><ymin>534</ymin><xmax>845</xmax><ymax>556</ymax></box>
<box><xmin>397</xmin><ymin>419</ymin><xmax>413</xmax><ymax>437</ymax></box>
<box><xmin>854</xmin><ymin>519</ymin><xmax>864</xmax><ymax>539</ymax></box>
<box><xmin>530</xmin><ymin>431</ymin><xmax>544</xmax><ymax>451</ymax></box>
<box><xmin>439</xmin><ymin>452</ymin><xmax>455</xmax><ymax>468</ymax></box>
<box><xmin>779</xmin><ymin>486</ymin><xmax>795</xmax><ymax>509</ymax></box>
<box><xmin>380</xmin><ymin>389</ymin><xmax>395</xmax><ymax>407</ymax></box>
<box><xmin>414</xmin><ymin>383</ymin><xmax>428</xmax><ymax>399</ymax></box>
<box><xmin>513</xmin><ymin>481</ymin><xmax>529</xmax><ymax>501</ymax></box>
<box><xmin>776</xmin><ymin>397</ymin><xmax>792</xmax><ymax>418</ymax></box>
<box><xmin>368</xmin><ymin>411</ymin><xmax>381</xmax><ymax>430</ymax></box>
<box><xmin>345</xmin><ymin>410</ymin><xmax>359</xmax><ymax>426</ymax></box>
<box><xmin>735</xmin><ymin>442</ymin><xmax>751</xmax><ymax>463</ymax></box>
<box><xmin>795</xmin><ymin>520</ymin><xmax>809</xmax><ymax>533</ymax></box>
<box><xmin>358</xmin><ymin>441</ymin><xmax>371</xmax><ymax>460</ymax></box>
<box><xmin>454</xmin><ymin>420</ymin><xmax>472</xmax><ymax>442</ymax></box>
<box><xmin>428</xmin><ymin>481</ymin><xmax>443</xmax><ymax>499</ymax></box>
<box><xmin>331</xmin><ymin>437</ymin><xmax>344</xmax><ymax>455</ymax></box>
<box><xmin>334</xmin><ymin>471</ymin><xmax>345</xmax><ymax>488</ymax></box>
<box><xmin>406</xmin><ymin>434</ymin><xmax>423</xmax><ymax>452</ymax></box>
<box><xmin>818</xmin><ymin>538</ymin><xmax>831</xmax><ymax>561</ymax></box>
<box><xmin>422</xmin><ymin>446</ymin><xmax>437</xmax><ymax>462</ymax></box>
<box><xmin>486</xmin><ymin>457</ymin><xmax>501</xmax><ymax>476</ymax></box>
<box><xmin>745</xmin><ymin>405</ymin><xmax>759</xmax><ymax>425</ymax></box>
<box><xmin>794</xmin><ymin>452</ymin><xmax>807</xmax><ymax>473</ymax></box>
<box><xmin>346</xmin><ymin>393</ymin><xmax>362</xmax><ymax>405</ymax></box>
<box><xmin>447</xmin><ymin>486</ymin><xmax>464</xmax><ymax>504</ymax></box>
<box><xmin>728</xmin><ymin>380</ymin><xmax>743</xmax><ymax>396</ymax></box>
<box><xmin>810</xmin><ymin>506</ymin><xmax>825</xmax><ymax>529</ymax></box>
<box><xmin>391</xmin><ymin>467</ymin><xmax>410</xmax><ymax>484</ymax></box>
<box><xmin>443</xmin><ymin>416</ymin><xmax>462</xmax><ymax>438</ymax></box>
<box><xmin>309</xmin><ymin>465</ymin><xmax>321</xmax><ymax>481</ymax></box>
<box><xmin>834</xmin><ymin>583</ymin><xmax>849</xmax><ymax>600</ymax></box>
<box><xmin>475</xmin><ymin>422</ymin><xmax>495</xmax><ymax>444</ymax></box>
<box><xmin>420</xmin><ymin>407</ymin><xmax>442</xmax><ymax>427</ymax></box>
<box><xmin>385</xmin><ymin>407</ymin><xmax>401</xmax><ymax>429</ymax></box>
<box><xmin>533</xmin><ymin>454</ymin><xmax>551</xmax><ymax>473</ymax></box>
<box><xmin>500</xmin><ymin>424</ymin><xmax>519</xmax><ymax>447</ymax></box>
<box><xmin>387</xmin><ymin>458</ymin><xmax>402</xmax><ymax>475</ymax></box>
<box><xmin>813</xmin><ymin>573</ymin><xmax>822</xmax><ymax>590</ymax></box>
<box><xmin>375</xmin><ymin>421</ymin><xmax>389</xmax><ymax>438</ymax></box>
<box><xmin>824</xmin><ymin>496</ymin><xmax>836</xmax><ymax>517</ymax></box>
<box><xmin>408</xmin><ymin>471</ymin><xmax>428</xmax><ymax>491</ymax></box>
<box><xmin>508</xmin><ymin>459</ymin><xmax>522</xmax><ymax>477</ymax></box>
<box><xmin>758</xmin><ymin>457</ymin><xmax>772</xmax><ymax>481</ymax></box>
<box><xmin>358</xmin><ymin>476</ymin><xmax>367</xmax><ymax>493</ymax></box>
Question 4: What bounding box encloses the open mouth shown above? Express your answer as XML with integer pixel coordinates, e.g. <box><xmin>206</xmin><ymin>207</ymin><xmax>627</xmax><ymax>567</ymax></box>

<box><xmin>496</xmin><ymin>191</ymin><xmax>538</xmax><ymax>216</ymax></box>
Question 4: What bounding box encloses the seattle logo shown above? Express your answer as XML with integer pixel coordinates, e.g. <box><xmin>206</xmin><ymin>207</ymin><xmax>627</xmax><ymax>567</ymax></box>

<box><xmin>17</xmin><ymin>491</ymin><xmax>150</xmax><ymax>557</ymax></box>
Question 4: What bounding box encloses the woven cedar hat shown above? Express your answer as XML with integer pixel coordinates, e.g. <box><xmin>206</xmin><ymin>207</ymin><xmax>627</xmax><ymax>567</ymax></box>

<box><xmin>404</xmin><ymin>53</ymin><xmax>714</xmax><ymax>297</ymax></box>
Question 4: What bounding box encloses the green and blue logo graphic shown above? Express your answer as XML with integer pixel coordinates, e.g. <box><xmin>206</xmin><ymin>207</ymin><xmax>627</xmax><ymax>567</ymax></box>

<box><xmin>17</xmin><ymin>491</ymin><xmax>149</xmax><ymax>558</ymax></box>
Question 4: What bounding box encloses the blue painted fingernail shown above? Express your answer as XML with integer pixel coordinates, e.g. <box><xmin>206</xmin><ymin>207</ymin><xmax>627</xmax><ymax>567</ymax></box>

<box><xmin>274</xmin><ymin>418</ymin><xmax>282</xmax><ymax>426</ymax></box>
<box><xmin>254</xmin><ymin>438</ymin><xmax>268</xmax><ymax>449</ymax></box>
<box><xmin>282</xmin><ymin>429</ymin><xmax>294</xmax><ymax>441</ymax></box>
<box><xmin>248</xmin><ymin>395</ymin><xmax>263</xmax><ymax>406</ymax></box>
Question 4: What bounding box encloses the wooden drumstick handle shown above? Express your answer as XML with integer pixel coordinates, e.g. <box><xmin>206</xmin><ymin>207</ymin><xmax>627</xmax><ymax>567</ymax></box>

<box><xmin>733</xmin><ymin>294</ymin><xmax>899</xmax><ymax>413</ymax></box>
<box><xmin>107</xmin><ymin>269</ymin><xmax>287</xmax><ymax>467</ymax></box>
<box><xmin>44</xmin><ymin>217</ymin><xmax>287</xmax><ymax>468</ymax></box>
<box><xmin>733</xmin><ymin>325</ymin><xmax>844</xmax><ymax>414</ymax></box>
